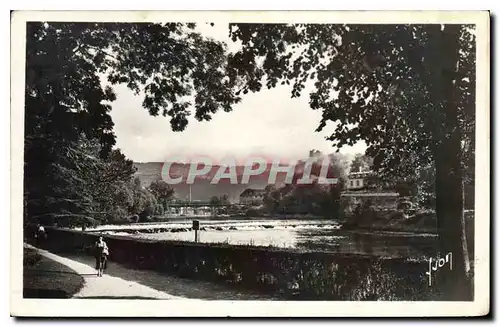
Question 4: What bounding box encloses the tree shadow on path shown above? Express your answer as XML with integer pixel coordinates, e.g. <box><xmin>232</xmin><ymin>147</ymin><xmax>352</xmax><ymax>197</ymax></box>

<box><xmin>65</xmin><ymin>254</ymin><xmax>276</xmax><ymax>300</ymax></box>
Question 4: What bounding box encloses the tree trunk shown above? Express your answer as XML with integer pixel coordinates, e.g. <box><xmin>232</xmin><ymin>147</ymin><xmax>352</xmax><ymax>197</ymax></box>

<box><xmin>431</xmin><ymin>25</ymin><xmax>472</xmax><ymax>300</ymax></box>
<box><xmin>434</xmin><ymin>137</ymin><xmax>471</xmax><ymax>300</ymax></box>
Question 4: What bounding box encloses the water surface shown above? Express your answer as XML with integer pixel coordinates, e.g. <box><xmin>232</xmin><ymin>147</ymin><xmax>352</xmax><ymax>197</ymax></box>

<box><xmin>89</xmin><ymin>218</ymin><xmax>437</xmax><ymax>259</ymax></box>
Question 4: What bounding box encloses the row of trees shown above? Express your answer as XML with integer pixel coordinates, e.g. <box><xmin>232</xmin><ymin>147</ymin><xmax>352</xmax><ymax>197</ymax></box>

<box><xmin>24</xmin><ymin>22</ymin><xmax>226</xmax><ymax>227</ymax></box>
<box><xmin>25</xmin><ymin>130</ymin><xmax>175</xmax><ymax>227</ymax></box>
<box><xmin>262</xmin><ymin>182</ymin><xmax>343</xmax><ymax>218</ymax></box>
<box><xmin>261</xmin><ymin>151</ymin><xmax>349</xmax><ymax>217</ymax></box>
<box><xmin>209</xmin><ymin>194</ymin><xmax>230</xmax><ymax>206</ymax></box>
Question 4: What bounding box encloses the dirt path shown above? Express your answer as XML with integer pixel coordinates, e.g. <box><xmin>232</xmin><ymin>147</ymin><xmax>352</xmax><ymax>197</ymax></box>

<box><xmin>27</xmin><ymin>245</ymin><xmax>274</xmax><ymax>300</ymax></box>
<box><xmin>27</xmin><ymin>245</ymin><xmax>185</xmax><ymax>300</ymax></box>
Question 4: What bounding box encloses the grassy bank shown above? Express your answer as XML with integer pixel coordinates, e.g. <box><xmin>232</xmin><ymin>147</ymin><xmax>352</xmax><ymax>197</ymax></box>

<box><xmin>342</xmin><ymin>209</ymin><xmax>474</xmax><ymax>234</ymax></box>
<box><xmin>23</xmin><ymin>246</ymin><xmax>84</xmax><ymax>298</ymax></box>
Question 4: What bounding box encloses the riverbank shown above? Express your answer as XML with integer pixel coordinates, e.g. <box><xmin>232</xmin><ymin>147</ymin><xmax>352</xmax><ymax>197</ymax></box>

<box><xmin>342</xmin><ymin>223</ymin><xmax>437</xmax><ymax>234</ymax></box>
<box><xmin>131</xmin><ymin>213</ymin><xmax>331</xmax><ymax>223</ymax></box>
<box><xmin>341</xmin><ymin>209</ymin><xmax>474</xmax><ymax>235</ymax></box>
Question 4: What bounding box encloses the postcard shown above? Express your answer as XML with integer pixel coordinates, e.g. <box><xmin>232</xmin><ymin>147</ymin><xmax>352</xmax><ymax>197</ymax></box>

<box><xmin>10</xmin><ymin>10</ymin><xmax>490</xmax><ymax>317</ymax></box>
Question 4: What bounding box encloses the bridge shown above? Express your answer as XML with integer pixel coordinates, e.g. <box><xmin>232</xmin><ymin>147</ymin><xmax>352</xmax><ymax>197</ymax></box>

<box><xmin>166</xmin><ymin>201</ymin><xmax>242</xmax><ymax>208</ymax></box>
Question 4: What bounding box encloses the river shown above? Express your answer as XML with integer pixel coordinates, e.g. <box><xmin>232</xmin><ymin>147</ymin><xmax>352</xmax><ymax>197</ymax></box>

<box><xmin>86</xmin><ymin>217</ymin><xmax>438</xmax><ymax>259</ymax></box>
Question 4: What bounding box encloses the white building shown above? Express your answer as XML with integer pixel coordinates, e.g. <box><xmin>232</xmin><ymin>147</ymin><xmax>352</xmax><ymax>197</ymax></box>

<box><xmin>346</xmin><ymin>171</ymin><xmax>373</xmax><ymax>190</ymax></box>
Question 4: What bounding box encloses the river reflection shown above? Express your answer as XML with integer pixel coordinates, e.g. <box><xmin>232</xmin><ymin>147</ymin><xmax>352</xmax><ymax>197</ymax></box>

<box><xmin>295</xmin><ymin>229</ymin><xmax>438</xmax><ymax>259</ymax></box>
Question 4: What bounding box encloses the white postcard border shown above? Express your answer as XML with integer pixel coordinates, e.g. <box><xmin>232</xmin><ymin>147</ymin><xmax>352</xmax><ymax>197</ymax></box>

<box><xmin>10</xmin><ymin>10</ymin><xmax>490</xmax><ymax>317</ymax></box>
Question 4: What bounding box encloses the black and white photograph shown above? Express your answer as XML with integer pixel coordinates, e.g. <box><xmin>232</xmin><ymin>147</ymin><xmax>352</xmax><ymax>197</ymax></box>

<box><xmin>10</xmin><ymin>10</ymin><xmax>490</xmax><ymax>317</ymax></box>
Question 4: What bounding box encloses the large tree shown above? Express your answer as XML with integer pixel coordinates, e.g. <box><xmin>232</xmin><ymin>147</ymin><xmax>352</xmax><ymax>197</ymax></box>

<box><xmin>350</xmin><ymin>153</ymin><xmax>374</xmax><ymax>173</ymax></box>
<box><xmin>25</xmin><ymin>132</ymin><xmax>138</xmax><ymax>226</ymax></box>
<box><xmin>24</xmin><ymin>22</ymin><xmax>240</xmax><ymax>225</ymax></box>
<box><xmin>148</xmin><ymin>180</ymin><xmax>175</xmax><ymax>204</ymax></box>
<box><xmin>227</xmin><ymin>23</ymin><xmax>475</xmax><ymax>299</ymax></box>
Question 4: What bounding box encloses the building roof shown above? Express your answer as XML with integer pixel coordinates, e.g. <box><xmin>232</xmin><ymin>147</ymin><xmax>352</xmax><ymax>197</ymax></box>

<box><xmin>240</xmin><ymin>188</ymin><xmax>266</xmax><ymax>197</ymax></box>
<box><xmin>348</xmin><ymin>170</ymin><xmax>373</xmax><ymax>179</ymax></box>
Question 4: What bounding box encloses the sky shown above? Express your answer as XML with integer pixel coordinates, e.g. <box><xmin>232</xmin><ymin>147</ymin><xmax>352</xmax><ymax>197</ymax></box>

<box><xmin>109</xmin><ymin>23</ymin><xmax>367</xmax><ymax>163</ymax></box>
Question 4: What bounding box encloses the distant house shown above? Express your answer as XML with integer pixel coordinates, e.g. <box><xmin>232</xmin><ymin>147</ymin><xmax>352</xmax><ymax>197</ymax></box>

<box><xmin>342</xmin><ymin>170</ymin><xmax>400</xmax><ymax>212</ymax></box>
<box><xmin>346</xmin><ymin>171</ymin><xmax>373</xmax><ymax>190</ymax></box>
<box><xmin>239</xmin><ymin>188</ymin><xmax>266</xmax><ymax>205</ymax></box>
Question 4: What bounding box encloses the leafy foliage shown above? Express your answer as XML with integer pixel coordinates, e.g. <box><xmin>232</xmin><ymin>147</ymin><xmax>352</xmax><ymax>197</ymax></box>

<box><xmin>228</xmin><ymin>23</ymin><xmax>474</xmax><ymax>179</ymax></box>
<box><xmin>129</xmin><ymin>177</ymin><xmax>158</xmax><ymax>222</ymax></box>
<box><xmin>148</xmin><ymin>180</ymin><xmax>175</xmax><ymax>203</ymax></box>
<box><xmin>262</xmin><ymin>152</ymin><xmax>347</xmax><ymax>217</ymax></box>
<box><xmin>24</xmin><ymin>22</ymin><xmax>238</xmax><ymax>225</ymax></box>
<box><xmin>25</xmin><ymin>132</ymin><xmax>137</xmax><ymax>226</ymax></box>
<box><xmin>350</xmin><ymin>153</ymin><xmax>373</xmax><ymax>173</ymax></box>
<box><xmin>229</xmin><ymin>24</ymin><xmax>475</xmax><ymax>295</ymax></box>
<box><xmin>209</xmin><ymin>194</ymin><xmax>230</xmax><ymax>206</ymax></box>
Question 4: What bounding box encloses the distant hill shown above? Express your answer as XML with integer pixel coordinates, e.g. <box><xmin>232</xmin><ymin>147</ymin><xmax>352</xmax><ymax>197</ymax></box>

<box><xmin>132</xmin><ymin>162</ymin><xmax>164</xmax><ymax>189</ymax></box>
<box><xmin>133</xmin><ymin>154</ymin><xmax>346</xmax><ymax>202</ymax></box>
<box><xmin>133</xmin><ymin>162</ymin><xmax>271</xmax><ymax>202</ymax></box>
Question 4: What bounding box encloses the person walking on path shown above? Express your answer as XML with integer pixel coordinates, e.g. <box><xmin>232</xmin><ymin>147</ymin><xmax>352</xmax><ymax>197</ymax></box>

<box><xmin>94</xmin><ymin>236</ymin><xmax>109</xmax><ymax>277</ymax></box>
<box><xmin>34</xmin><ymin>224</ymin><xmax>46</xmax><ymax>248</ymax></box>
